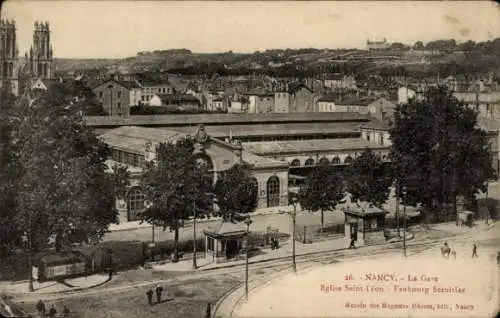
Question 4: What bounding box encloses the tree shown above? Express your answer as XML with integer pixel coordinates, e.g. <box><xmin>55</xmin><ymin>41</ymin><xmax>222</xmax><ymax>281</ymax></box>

<box><xmin>413</xmin><ymin>41</ymin><xmax>424</xmax><ymax>50</ymax></box>
<box><xmin>298</xmin><ymin>164</ymin><xmax>345</xmax><ymax>229</ymax></box>
<box><xmin>11</xmin><ymin>84</ymin><xmax>118</xmax><ymax>253</ymax></box>
<box><xmin>213</xmin><ymin>164</ymin><xmax>258</xmax><ymax>222</ymax></box>
<box><xmin>389</xmin><ymin>86</ymin><xmax>493</xmax><ymax>224</ymax></box>
<box><xmin>140</xmin><ymin>138</ymin><xmax>213</xmax><ymax>262</ymax></box>
<box><xmin>0</xmin><ymin>88</ymin><xmax>24</xmax><ymax>257</ymax></box>
<box><xmin>345</xmin><ymin>149</ymin><xmax>393</xmax><ymax>207</ymax></box>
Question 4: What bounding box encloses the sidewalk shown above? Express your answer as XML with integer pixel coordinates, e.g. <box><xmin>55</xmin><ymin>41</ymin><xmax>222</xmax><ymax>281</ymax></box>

<box><xmin>1</xmin><ymin>274</ymin><xmax>110</xmax><ymax>295</ymax></box>
<box><xmin>108</xmin><ymin>205</ymin><xmax>295</xmax><ymax>232</ymax></box>
<box><xmin>152</xmin><ymin>221</ymin><xmax>499</xmax><ymax>273</ymax></box>
<box><xmin>152</xmin><ymin>238</ymin><xmax>348</xmax><ymax>272</ymax></box>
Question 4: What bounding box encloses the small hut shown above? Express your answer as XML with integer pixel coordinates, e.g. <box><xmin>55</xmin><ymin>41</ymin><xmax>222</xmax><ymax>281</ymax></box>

<box><xmin>204</xmin><ymin>221</ymin><xmax>249</xmax><ymax>264</ymax></box>
<box><xmin>342</xmin><ymin>203</ymin><xmax>388</xmax><ymax>247</ymax></box>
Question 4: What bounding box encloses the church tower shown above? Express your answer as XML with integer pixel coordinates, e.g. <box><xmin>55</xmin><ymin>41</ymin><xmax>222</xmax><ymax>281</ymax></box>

<box><xmin>29</xmin><ymin>21</ymin><xmax>53</xmax><ymax>79</ymax></box>
<box><xmin>0</xmin><ymin>19</ymin><xmax>20</xmax><ymax>96</ymax></box>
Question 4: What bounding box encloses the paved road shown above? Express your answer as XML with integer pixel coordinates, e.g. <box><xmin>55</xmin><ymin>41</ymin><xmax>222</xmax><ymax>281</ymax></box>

<box><xmin>103</xmin><ymin>210</ymin><xmax>345</xmax><ymax>243</ymax></box>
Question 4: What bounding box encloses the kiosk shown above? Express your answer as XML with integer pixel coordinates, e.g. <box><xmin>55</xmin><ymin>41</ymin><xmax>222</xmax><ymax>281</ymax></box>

<box><xmin>204</xmin><ymin>221</ymin><xmax>249</xmax><ymax>264</ymax></box>
<box><xmin>343</xmin><ymin>203</ymin><xmax>388</xmax><ymax>247</ymax></box>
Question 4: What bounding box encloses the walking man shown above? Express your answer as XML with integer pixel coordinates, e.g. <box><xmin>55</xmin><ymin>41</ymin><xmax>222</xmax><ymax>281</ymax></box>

<box><xmin>36</xmin><ymin>300</ymin><xmax>46</xmax><ymax>317</ymax></box>
<box><xmin>146</xmin><ymin>288</ymin><xmax>154</xmax><ymax>306</ymax></box>
<box><xmin>349</xmin><ymin>237</ymin><xmax>356</xmax><ymax>249</ymax></box>
<box><xmin>451</xmin><ymin>249</ymin><xmax>456</xmax><ymax>259</ymax></box>
<box><xmin>472</xmin><ymin>243</ymin><xmax>479</xmax><ymax>258</ymax></box>
<box><xmin>48</xmin><ymin>305</ymin><xmax>57</xmax><ymax>318</ymax></box>
<box><xmin>205</xmin><ymin>302</ymin><xmax>211</xmax><ymax>318</ymax></box>
<box><xmin>63</xmin><ymin>305</ymin><xmax>70</xmax><ymax>318</ymax></box>
<box><xmin>155</xmin><ymin>284</ymin><xmax>164</xmax><ymax>304</ymax></box>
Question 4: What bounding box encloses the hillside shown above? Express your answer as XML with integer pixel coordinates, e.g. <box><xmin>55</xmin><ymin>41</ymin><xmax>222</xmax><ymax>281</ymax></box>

<box><xmin>52</xmin><ymin>38</ymin><xmax>500</xmax><ymax>77</ymax></box>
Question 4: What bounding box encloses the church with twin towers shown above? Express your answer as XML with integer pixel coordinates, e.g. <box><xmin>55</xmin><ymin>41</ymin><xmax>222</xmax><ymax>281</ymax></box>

<box><xmin>0</xmin><ymin>19</ymin><xmax>54</xmax><ymax>96</ymax></box>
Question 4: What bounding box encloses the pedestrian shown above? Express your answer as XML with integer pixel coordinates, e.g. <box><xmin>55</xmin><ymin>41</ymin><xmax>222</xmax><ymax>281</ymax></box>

<box><xmin>451</xmin><ymin>249</ymin><xmax>456</xmax><ymax>259</ymax></box>
<box><xmin>36</xmin><ymin>300</ymin><xmax>46</xmax><ymax>317</ymax></box>
<box><xmin>472</xmin><ymin>243</ymin><xmax>479</xmax><ymax>258</ymax></box>
<box><xmin>146</xmin><ymin>288</ymin><xmax>154</xmax><ymax>306</ymax></box>
<box><xmin>155</xmin><ymin>284</ymin><xmax>164</xmax><ymax>304</ymax></box>
<box><xmin>205</xmin><ymin>302</ymin><xmax>211</xmax><ymax>318</ymax></box>
<box><xmin>349</xmin><ymin>237</ymin><xmax>356</xmax><ymax>249</ymax></box>
<box><xmin>63</xmin><ymin>305</ymin><xmax>70</xmax><ymax>318</ymax></box>
<box><xmin>48</xmin><ymin>305</ymin><xmax>57</xmax><ymax>318</ymax></box>
<box><xmin>108</xmin><ymin>263</ymin><xmax>114</xmax><ymax>280</ymax></box>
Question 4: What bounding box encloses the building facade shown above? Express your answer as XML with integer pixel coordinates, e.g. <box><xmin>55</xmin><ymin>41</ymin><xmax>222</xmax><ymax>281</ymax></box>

<box><xmin>139</xmin><ymin>80</ymin><xmax>174</xmax><ymax>104</ymax></box>
<box><xmin>29</xmin><ymin>21</ymin><xmax>53</xmax><ymax>80</ymax></box>
<box><xmin>288</xmin><ymin>83</ymin><xmax>314</xmax><ymax>113</ymax></box>
<box><xmin>93</xmin><ymin>79</ymin><xmax>142</xmax><ymax>116</ymax></box>
<box><xmin>100</xmin><ymin>126</ymin><xmax>289</xmax><ymax>223</ymax></box>
<box><xmin>0</xmin><ymin>19</ymin><xmax>19</xmax><ymax>96</ymax></box>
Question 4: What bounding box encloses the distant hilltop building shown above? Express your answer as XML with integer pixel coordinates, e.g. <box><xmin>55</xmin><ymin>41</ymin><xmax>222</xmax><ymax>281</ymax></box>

<box><xmin>366</xmin><ymin>38</ymin><xmax>389</xmax><ymax>50</ymax></box>
<box><xmin>0</xmin><ymin>19</ymin><xmax>54</xmax><ymax>96</ymax></box>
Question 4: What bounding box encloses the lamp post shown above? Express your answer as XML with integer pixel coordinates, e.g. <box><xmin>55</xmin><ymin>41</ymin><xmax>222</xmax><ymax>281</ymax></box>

<box><xmin>244</xmin><ymin>217</ymin><xmax>252</xmax><ymax>300</ymax></box>
<box><xmin>192</xmin><ymin>200</ymin><xmax>197</xmax><ymax>270</ymax></box>
<box><xmin>28</xmin><ymin>209</ymin><xmax>34</xmax><ymax>292</ymax></box>
<box><xmin>290</xmin><ymin>196</ymin><xmax>299</xmax><ymax>273</ymax></box>
<box><xmin>403</xmin><ymin>190</ymin><xmax>407</xmax><ymax>257</ymax></box>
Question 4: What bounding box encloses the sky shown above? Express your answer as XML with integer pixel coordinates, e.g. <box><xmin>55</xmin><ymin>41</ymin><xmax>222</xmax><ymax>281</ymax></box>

<box><xmin>2</xmin><ymin>1</ymin><xmax>500</xmax><ymax>59</ymax></box>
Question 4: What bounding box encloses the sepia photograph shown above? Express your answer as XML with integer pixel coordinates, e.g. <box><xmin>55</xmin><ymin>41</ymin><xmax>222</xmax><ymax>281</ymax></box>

<box><xmin>0</xmin><ymin>1</ymin><xmax>499</xmax><ymax>317</ymax></box>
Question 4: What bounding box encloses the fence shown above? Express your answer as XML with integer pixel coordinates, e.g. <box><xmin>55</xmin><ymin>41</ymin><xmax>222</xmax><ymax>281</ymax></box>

<box><xmin>294</xmin><ymin>223</ymin><xmax>345</xmax><ymax>244</ymax></box>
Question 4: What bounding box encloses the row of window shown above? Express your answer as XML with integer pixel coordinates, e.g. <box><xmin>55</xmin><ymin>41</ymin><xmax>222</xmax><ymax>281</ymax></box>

<box><xmin>111</xmin><ymin>149</ymin><xmax>144</xmax><ymax>167</ymax></box>
<box><xmin>144</xmin><ymin>87</ymin><xmax>172</xmax><ymax>94</ymax></box>
<box><xmin>290</xmin><ymin>156</ymin><xmax>350</xmax><ymax>167</ymax></box>
<box><xmin>290</xmin><ymin>154</ymin><xmax>388</xmax><ymax>167</ymax></box>
<box><xmin>98</xmin><ymin>91</ymin><xmax>124</xmax><ymax>100</ymax></box>
<box><xmin>365</xmin><ymin>132</ymin><xmax>385</xmax><ymax>145</ymax></box>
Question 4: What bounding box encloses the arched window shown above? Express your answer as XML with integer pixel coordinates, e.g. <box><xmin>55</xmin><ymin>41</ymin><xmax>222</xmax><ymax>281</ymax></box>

<box><xmin>319</xmin><ymin>157</ymin><xmax>330</xmax><ymax>165</ymax></box>
<box><xmin>344</xmin><ymin>156</ymin><xmax>353</xmax><ymax>164</ymax></box>
<box><xmin>305</xmin><ymin>158</ymin><xmax>315</xmax><ymax>166</ymax></box>
<box><xmin>332</xmin><ymin>157</ymin><xmax>341</xmax><ymax>165</ymax></box>
<box><xmin>127</xmin><ymin>187</ymin><xmax>145</xmax><ymax>221</ymax></box>
<box><xmin>290</xmin><ymin>159</ymin><xmax>301</xmax><ymax>167</ymax></box>
<box><xmin>266</xmin><ymin>176</ymin><xmax>280</xmax><ymax>208</ymax></box>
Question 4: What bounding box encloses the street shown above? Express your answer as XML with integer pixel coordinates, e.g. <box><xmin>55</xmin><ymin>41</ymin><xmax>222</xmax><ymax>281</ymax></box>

<box><xmin>13</xmin><ymin>221</ymin><xmax>500</xmax><ymax>318</ymax></box>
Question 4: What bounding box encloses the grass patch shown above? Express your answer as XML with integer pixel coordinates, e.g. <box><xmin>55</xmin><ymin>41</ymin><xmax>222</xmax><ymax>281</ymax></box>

<box><xmin>20</xmin><ymin>276</ymin><xmax>240</xmax><ymax>318</ymax></box>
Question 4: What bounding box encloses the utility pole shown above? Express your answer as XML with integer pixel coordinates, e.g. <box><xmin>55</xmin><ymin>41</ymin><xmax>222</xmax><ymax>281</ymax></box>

<box><xmin>289</xmin><ymin>196</ymin><xmax>299</xmax><ymax>273</ymax></box>
<box><xmin>192</xmin><ymin>200</ymin><xmax>197</xmax><ymax>270</ymax></box>
<box><xmin>396</xmin><ymin>181</ymin><xmax>400</xmax><ymax>237</ymax></box>
<box><xmin>403</xmin><ymin>190</ymin><xmax>407</xmax><ymax>257</ymax></box>
<box><xmin>244</xmin><ymin>217</ymin><xmax>252</xmax><ymax>300</ymax></box>
<box><xmin>28</xmin><ymin>209</ymin><xmax>34</xmax><ymax>292</ymax></box>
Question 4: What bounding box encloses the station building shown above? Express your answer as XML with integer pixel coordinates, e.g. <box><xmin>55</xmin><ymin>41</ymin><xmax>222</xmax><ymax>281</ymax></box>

<box><xmin>96</xmin><ymin>113</ymin><xmax>394</xmax><ymax>224</ymax></box>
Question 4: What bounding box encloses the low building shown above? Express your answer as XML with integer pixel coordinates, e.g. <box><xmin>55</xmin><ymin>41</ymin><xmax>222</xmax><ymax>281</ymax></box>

<box><xmin>324</xmin><ymin>74</ymin><xmax>357</xmax><ymax>90</ymax></box>
<box><xmin>274</xmin><ymin>91</ymin><xmax>290</xmax><ymax>113</ymax></box>
<box><xmin>454</xmin><ymin>90</ymin><xmax>500</xmax><ymax>120</ymax></box>
<box><xmin>366</xmin><ymin>97</ymin><xmax>397</xmax><ymax>122</ymax></box>
<box><xmin>366</xmin><ymin>38</ymin><xmax>390</xmax><ymax>50</ymax></box>
<box><xmin>149</xmin><ymin>93</ymin><xmax>201</xmax><ymax>109</ymax></box>
<box><xmin>138</xmin><ymin>79</ymin><xmax>174</xmax><ymax>104</ymax></box>
<box><xmin>360</xmin><ymin>120</ymin><xmax>392</xmax><ymax>147</ymax></box>
<box><xmin>246</xmin><ymin>92</ymin><xmax>275</xmax><ymax>113</ymax></box>
<box><xmin>93</xmin><ymin>79</ymin><xmax>142</xmax><ymax>116</ymax></box>
<box><xmin>288</xmin><ymin>83</ymin><xmax>314</xmax><ymax>113</ymax></box>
